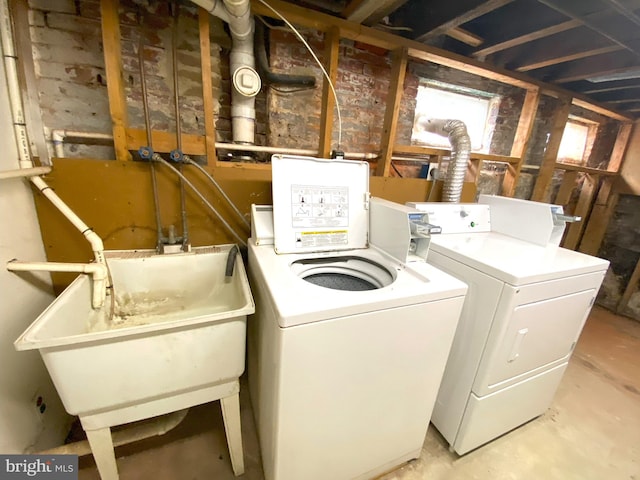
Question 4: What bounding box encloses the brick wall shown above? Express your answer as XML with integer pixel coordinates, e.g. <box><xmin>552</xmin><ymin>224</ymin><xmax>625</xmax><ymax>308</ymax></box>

<box><xmin>27</xmin><ymin>0</ymin><xmax>261</xmax><ymax>160</ymax></box>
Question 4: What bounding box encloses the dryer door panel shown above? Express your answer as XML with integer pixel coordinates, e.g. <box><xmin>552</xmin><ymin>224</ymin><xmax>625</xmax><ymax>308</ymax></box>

<box><xmin>473</xmin><ymin>284</ymin><xmax>595</xmax><ymax>396</ymax></box>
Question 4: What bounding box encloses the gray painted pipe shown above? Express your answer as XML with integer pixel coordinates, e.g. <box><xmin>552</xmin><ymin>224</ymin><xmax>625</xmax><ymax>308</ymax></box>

<box><xmin>419</xmin><ymin>118</ymin><xmax>471</xmax><ymax>203</ymax></box>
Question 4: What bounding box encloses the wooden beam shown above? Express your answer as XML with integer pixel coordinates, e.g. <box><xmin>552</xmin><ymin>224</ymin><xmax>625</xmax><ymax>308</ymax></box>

<box><xmin>554</xmin><ymin>162</ymin><xmax>618</xmax><ymax>176</ymax></box>
<box><xmin>377</xmin><ymin>47</ymin><xmax>408</xmax><ymax>177</ymax></box>
<box><xmin>607</xmin><ymin>123</ymin><xmax>633</xmax><ymax>172</ymax></box>
<box><xmin>101</xmin><ymin>0</ymin><xmax>131</xmax><ymax>162</ymax></box>
<box><xmin>343</xmin><ymin>0</ymin><xmax>404</xmax><ymax>24</ymax></box>
<box><xmin>249</xmin><ymin>0</ymin><xmax>633</xmax><ymax>122</ymax></box>
<box><xmin>199</xmin><ymin>9</ymin><xmax>217</xmax><ymax>166</ymax></box>
<box><xmin>562</xmin><ymin>173</ymin><xmax>597</xmax><ymax>250</ymax></box>
<box><xmin>591</xmin><ymin>87</ymin><xmax>640</xmax><ymax>102</ymax></box>
<box><xmin>447</xmin><ymin>27</ymin><xmax>484</xmax><ymax>47</ymax></box>
<box><xmin>531</xmin><ymin>99</ymin><xmax>571</xmax><ymax>202</ymax></box>
<box><xmin>617</xmin><ymin>256</ymin><xmax>640</xmax><ymax>313</ymax></box>
<box><xmin>394</xmin><ymin>145</ymin><xmax>520</xmax><ymax>163</ymax></box>
<box><xmin>578</xmin><ymin>177</ymin><xmax>616</xmax><ymax>255</ymax></box>
<box><xmin>472</xmin><ymin>20</ymin><xmax>580</xmax><ymax>58</ymax></box>
<box><xmin>414</xmin><ymin>0</ymin><xmax>513</xmax><ymax>42</ymax></box>
<box><xmin>537</xmin><ymin>0</ymin><xmax>640</xmax><ymax>58</ymax></box>
<box><xmin>516</xmin><ymin>45</ymin><xmax>622</xmax><ymax>72</ymax></box>
<box><xmin>582</xmin><ymin>79</ymin><xmax>640</xmax><ymax>94</ymax></box>
<box><xmin>126</xmin><ymin>128</ymin><xmax>206</xmax><ymax>155</ymax></box>
<box><xmin>502</xmin><ymin>89</ymin><xmax>540</xmax><ymax>196</ymax></box>
<box><xmin>543</xmin><ymin>51</ymin><xmax>640</xmax><ymax>84</ymax></box>
<box><xmin>554</xmin><ymin>170</ymin><xmax>579</xmax><ymax>205</ymax></box>
<box><xmin>319</xmin><ymin>27</ymin><xmax>340</xmax><ymax>157</ymax></box>
<box><xmin>570</xmin><ymin>98</ymin><xmax>631</xmax><ymax>122</ymax></box>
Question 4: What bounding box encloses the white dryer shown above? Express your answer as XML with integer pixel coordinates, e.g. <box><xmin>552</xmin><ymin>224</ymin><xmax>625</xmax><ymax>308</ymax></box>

<box><xmin>409</xmin><ymin>195</ymin><xmax>609</xmax><ymax>455</ymax></box>
<box><xmin>248</xmin><ymin>155</ymin><xmax>468</xmax><ymax>480</ymax></box>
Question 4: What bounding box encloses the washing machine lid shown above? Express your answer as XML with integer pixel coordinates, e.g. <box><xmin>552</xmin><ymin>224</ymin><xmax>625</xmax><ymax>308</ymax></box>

<box><xmin>272</xmin><ymin>155</ymin><xmax>370</xmax><ymax>254</ymax></box>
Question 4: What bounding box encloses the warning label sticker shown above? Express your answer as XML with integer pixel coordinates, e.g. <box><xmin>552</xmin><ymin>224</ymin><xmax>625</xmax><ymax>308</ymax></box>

<box><xmin>291</xmin><ymin>185</ymin><xmax>349</xmax><ymax>228</ymax></box>
<box><xmin>295</xmin><ymin>230</ymin><xmax>348</xmax><ymax>248</ymax></box>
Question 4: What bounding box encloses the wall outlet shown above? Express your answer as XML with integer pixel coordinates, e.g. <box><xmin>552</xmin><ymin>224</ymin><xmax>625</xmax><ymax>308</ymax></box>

<box><xmin>31</xmin><ymin>390</ymin><xmax>47</xmax><ymax>420</ymax></box>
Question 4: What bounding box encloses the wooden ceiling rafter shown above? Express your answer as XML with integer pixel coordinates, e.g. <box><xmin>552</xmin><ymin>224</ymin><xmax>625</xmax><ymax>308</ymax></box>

<box><xmin>250</xmin><ymin>0</ymin><xmax>632</xmax><ymax>121</ymax></box>
<box><xmin>412</xmin><ymin>0</ymin><xmax>512</xmax><ymax>42</ymax></box>
<box><xmin>536</xmin><ymin>0</ymin><xmax>640</xmax><ymax>60</ymax></box>
<box><xmin>472</xmin><ymin>19</ymin><xmax>580</xmax><ymax>59</ymax></box>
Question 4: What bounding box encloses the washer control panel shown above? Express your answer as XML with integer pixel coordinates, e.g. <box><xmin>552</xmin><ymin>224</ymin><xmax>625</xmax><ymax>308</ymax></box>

<box><xmin>407</xmin><ymin>203</ymin><xmax>491</xmax><ymax>234</ymax></box>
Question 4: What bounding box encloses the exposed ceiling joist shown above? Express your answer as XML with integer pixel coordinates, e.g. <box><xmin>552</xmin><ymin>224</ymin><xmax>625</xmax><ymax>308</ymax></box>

<box><xmin>581</xmin><ymin>79</ymin><xmax>640</xmax><ymax>94</ymax></box>
<box><xmin>416</xmin><ymin>0</ymin><xmax>512</xmax><ymax>42</ymax></box>
<box><xmin>600</xmin><ymin>0</ymin><xmax>640</xmax><ymax>28</ymax></box>
<box><xmin>343</xmin><ymin>0</ymin><xmax>409</xmax><ymax>25</ymax></box>
<box><xmin>447</xmin><ymin>26</ymin><xmax>484</xmax><ymax>47</ymax></box>
<box><xmin>472</xmin><ymin>19</ymin><xmax>580</xmax><ymax>58</ymax></box>
<box><xmin>517</xmin><ymin>45</ymin><xmax>623</xmax><ymax>72</ymax></box>
<box><xmin>537</xmin><ymin>0</ymin><xmax>640</xmax><ymax>60</ymax></box>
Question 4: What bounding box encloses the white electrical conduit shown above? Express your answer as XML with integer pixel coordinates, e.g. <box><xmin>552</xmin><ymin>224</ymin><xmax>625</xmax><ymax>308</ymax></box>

<box><xmin>0</xmin><ymin>166</ymin><xmax>51</xmax><ymax>179</ymax></box>
<box><xmin>40</xmin><ymin>409</ymin><xmax>189</xmax><ymax>457</ymax></box>
<box><xmin>184</xmin><ymin>157</ymin><xmax>250</xmax><ymax>229</ymax></box>
<box><xmin>6</xmin><ymin>260</ymin><xmax>107</xmax><ymax>308</ymax></box>
<box><xmin>51</xmin><ymin>130</ymin><xmax>114</xmax><ymax>158</ymax></box>
<box><xmin>152</xmin><ymin>155</ymin><xmax>248</xmax><ymax>248</ymax></box>
<box><xmin>0</xmin><ymin>0</ymin><xmax>32</xmax><ymax>169</ymax></box>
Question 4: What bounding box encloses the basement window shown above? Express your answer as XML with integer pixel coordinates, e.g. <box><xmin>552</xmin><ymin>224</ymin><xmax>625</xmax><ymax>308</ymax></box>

<box><xmin>557</xmin><ymin>120</ymin><xmax>592</xmax><ymax>165</ymax></box>
<box><xmin>411</xmin><ymin>82</ymin><xmax>500</xmax><ymax>152</ymax></box>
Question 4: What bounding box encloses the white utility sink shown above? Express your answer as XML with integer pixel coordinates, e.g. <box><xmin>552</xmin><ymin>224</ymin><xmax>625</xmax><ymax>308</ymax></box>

<box><xmin>15</xmin><ymin>245</ymin><xmax>254</xmax><ymax>480</ymax></box>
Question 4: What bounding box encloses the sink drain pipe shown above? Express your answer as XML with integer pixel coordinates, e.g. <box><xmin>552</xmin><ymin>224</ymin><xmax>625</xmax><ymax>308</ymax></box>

<box><xmin>191</xmin><ymin>0</ymin><xmax>260</xmax><ymax>146</ymax></box>
<box><xmin>416</xmin><ymin>118</ymin><xmax>471</xmax><ymax>203</ymax></box>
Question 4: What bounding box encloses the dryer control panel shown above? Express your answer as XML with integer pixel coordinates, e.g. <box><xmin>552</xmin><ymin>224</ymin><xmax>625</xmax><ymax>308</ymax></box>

<box><xmin>407</xmin><ymin>203</ymin><xmax>491</xmax><ymax>234</ymax></box>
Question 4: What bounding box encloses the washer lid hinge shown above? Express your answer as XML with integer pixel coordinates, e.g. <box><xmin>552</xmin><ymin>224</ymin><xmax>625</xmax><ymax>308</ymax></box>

<box><xmin>364</xmin><ymin>192</ymin><xmax>371</xmax><ymax>210</ymax></box>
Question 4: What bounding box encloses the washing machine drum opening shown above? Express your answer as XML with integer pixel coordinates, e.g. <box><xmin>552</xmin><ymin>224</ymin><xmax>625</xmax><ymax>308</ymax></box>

<box><xmin>291</xmin><ymin>256</ymin><xmax>395</xmax><ymax>291</ymax></box>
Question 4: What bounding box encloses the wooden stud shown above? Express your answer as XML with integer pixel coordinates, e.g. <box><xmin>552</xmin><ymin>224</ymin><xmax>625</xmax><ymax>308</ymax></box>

<box><xmin>562</xmin><ymin>174</ymin><xmax>597</xmax><ymax>250</ymax></box>
<box><xmin>578</xmin><ymin>178</ymin><xmax>616</xmax><ymax>255</ymax></box>
<box><xmin>618</xmin><ymin>258</ymin><xmax>640</xmax><ymax>314</ymax></box>
<box><xmin>100</xmin><ymin>0</ymin><xmax>131</xmax><ymax>162</ymax></box>
<box><xmin>199</xmin><ymin>9</ymin><xmax>218</xmax><ymax>166</ymax></box>
<box><xmin>554</xmin><ymin>170</ymin><xmax>579</xmax><ymax>206</ymax></box>
<box><xmin>607</xmin><ymin>123</ymin><xmax>633</xmax><ymax>172</ymax></box>
<box><xmin>531</xmin><ymin>99</ymin><xmax>572</xmax><ymax>202</ymax></box>
<box><xmin>394</xmin><ymin>145</ymin><xmax>520</xmax><ymax>163</ymax></box>
<box><xmin>319</xmin><ymin>27</ymin><xmax>340</xmax><ymax>157</ymax></box>
<box><xmin>377</xmin><ymin>47</ymin><xmax>409</xmax><ymax>177</ymax></box>
<box><xmin>502</xmin><ymin>88</ymin><xmax>540</xmax><ymax>197</ymax></box>
<box><xmin>553</xmin><ymin>162</ymin><xmax>618</xmax><ymax>176</ymax></box>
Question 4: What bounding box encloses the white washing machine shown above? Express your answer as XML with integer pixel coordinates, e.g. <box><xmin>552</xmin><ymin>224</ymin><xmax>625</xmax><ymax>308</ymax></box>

<box><xmin>247</xmin><ymin>155</ymin><xmax>468</xmax><ymax>480</ymax></box>
<box><xmin>409</xmin><ymin>195</ymin><xmax>610</xmax><ymax>455</ymax></box>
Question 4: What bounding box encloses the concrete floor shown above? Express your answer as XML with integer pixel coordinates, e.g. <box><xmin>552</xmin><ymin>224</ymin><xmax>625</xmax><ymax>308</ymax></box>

<box><xmin>77</xmin><ymin>306</ymin><xmax>640</xmax><ymax>480</ymax></box>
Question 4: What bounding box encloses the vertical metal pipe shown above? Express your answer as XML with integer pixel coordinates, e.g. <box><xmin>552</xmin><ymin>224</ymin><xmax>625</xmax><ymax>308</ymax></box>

<box><xmin>138</xmin><ymin>29</ymin><xmax>164</xmax><ymax>249</ymax></box>
<box><xmin>172</xmin><ymin>2</ymin><xmax>189</xmax><ymax>249</ymax></box>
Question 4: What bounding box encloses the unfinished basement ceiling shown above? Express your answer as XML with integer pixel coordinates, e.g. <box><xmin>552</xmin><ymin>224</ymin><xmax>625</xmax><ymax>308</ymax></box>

<box><xmin>284</xmin><ymin>0</ymin><xmax>640</xmax><ymax>118</ymax></box>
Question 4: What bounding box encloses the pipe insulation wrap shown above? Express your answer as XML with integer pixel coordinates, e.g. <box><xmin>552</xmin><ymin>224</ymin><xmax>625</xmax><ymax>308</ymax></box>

<box><xmin>420</xmin><ymin>118</ymin><xmax>471</xmax><ymax>203</ymax></box>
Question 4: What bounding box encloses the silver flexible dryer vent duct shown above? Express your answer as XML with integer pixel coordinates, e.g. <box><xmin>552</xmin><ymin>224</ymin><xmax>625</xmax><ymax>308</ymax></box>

<box><xmin>420</xmin><ymin>118</ymin><xmax>471</xmax><ymax>203</ymax></box>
